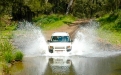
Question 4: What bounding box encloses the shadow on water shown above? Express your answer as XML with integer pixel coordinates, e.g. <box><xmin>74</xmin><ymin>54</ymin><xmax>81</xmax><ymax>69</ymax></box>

<box><xmin>10</xmin><ymin>55</ymin><xmax>121</xmax><ymax>75</ymax></box>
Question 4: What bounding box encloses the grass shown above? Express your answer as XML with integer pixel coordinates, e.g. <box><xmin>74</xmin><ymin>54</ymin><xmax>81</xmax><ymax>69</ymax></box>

<box><xmin>14</xmin><ymin>50</ymin><xmax>23</xmax><ymax>61</ymax></box>
<box><xmin>0</xmin><ymin>40</ymin><xmax>23</xmax><ymax>63</ymax></box>
<box><xmin>33</xmin><ymin>14</ymin><xmax>77</xmax><ymax>30</ymax></box>
<box><xmin>4</xmin><ymin>51</ymin><xmax>14</xmax><ymax>63</ymax></box>
<box><xmin>2</xmin><ymin>63</ymin><xmax>10</xmax><ymax>74</ymax></box>
<box><xmin>0</xmin><ymin>18</ymin><xmax>24</xmax><ymax>74</ymax></box>
<box><xmin>0</xmin><ymin>39</ymin><xmax>23</xmax><ymax>74</ymax></box>
<box><xmin>97</xmin><ymin>29</ymin><xmax>121</xmax><ymax>45</ymax></box>
<box><xmin>97</xmin><ymin>10</ymin><xmax>121</xmax><ymax>45</ymax></box>
<box><xmin>0</xmin><ymin>40</ymin><xmax>13</xmax><ymax>52</ymax></box>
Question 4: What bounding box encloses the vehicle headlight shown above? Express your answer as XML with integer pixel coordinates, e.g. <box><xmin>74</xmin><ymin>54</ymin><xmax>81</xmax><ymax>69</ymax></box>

<box><xmin>66</xmin><ymin>46</ymin><xmax>71</xmax><ymax>49</ymax></box>
<box><xmin>49</xmin><ymin>46</ymin><xmax>54</xmax><ymax>49</ymax></box>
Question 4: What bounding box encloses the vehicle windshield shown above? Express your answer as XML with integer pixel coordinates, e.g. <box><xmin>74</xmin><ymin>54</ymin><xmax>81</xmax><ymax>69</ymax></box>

<box><xmin>51</xmin><ymin>36</ymin><xmax>70</xmax><ymax>42</ymax></box>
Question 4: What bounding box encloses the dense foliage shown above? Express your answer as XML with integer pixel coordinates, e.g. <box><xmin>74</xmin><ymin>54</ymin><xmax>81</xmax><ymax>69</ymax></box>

<box><xmin>98</xmin><ymin>10</ymin><xmax>121</xmax><ymax>32</ymax></box>
<box><xmin>97</xmin><ymin>10</ymin><xmax>121</xmax><ymax>45</ymax></box>
<box><xmin>73</xmin><ymin>0</ymin><xmax>121</xmax><ymax>18</ymax></box>
<box><xmin>1</xmin><ymin>0</ymin><xmax>121</xmax><ymax>22</ymax></box>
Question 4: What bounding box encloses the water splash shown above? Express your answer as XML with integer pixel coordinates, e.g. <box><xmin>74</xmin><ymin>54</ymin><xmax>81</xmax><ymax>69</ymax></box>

<box><xmin>13</xmin><ymin>22</ymin><xmax>48</xmax><ymax>57</ymax></box>
<box><xmin>13</xmin><ymin>21</ymin><xmax>121</xmax><ymax>57</ymax></box>
<box><xmin>71</xmin><ymin>20</ymin><xmax>98</xmax><ymax>55</ymax></box>
<box><xmin>71</xmin><ymin>20</ymin><xmax>121</xmax><ymax>57</ymax></box>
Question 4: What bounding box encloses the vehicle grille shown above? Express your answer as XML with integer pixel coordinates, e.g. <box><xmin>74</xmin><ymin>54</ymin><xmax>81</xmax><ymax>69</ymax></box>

<box><xmin>55</xmin><ymin>47</ymin><xmax>65</xmax><ymax>49</ymax></box>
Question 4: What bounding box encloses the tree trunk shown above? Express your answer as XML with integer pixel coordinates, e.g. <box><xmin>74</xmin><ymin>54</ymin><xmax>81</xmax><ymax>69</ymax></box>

<box><xmin>66</xmin><ymin>0</ymin><xmax>74</xmax><ymax>15</ymax></box>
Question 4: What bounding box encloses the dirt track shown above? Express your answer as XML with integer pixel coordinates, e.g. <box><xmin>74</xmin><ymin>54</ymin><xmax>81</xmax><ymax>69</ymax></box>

<box><xmin>43</xmin><ymin>19</ymin><xmax>89</xmax><ymax>40</ymax></box>
<box><xmin>43</xmin><ymin>19</ymin><xmax>121</xmax><ymax>50</ymax></box>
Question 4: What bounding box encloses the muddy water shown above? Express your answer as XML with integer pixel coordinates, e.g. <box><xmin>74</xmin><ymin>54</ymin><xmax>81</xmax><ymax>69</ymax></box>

<box><xmin>10</xmin><ymin>55</ymin><xmax>121</xmax><ymax>75</ymax></box>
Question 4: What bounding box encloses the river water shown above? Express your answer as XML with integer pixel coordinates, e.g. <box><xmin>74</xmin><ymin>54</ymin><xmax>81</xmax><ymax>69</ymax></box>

<box><xmin>10</xmin><ymin>55</ymin><xmax>121</xmax><ymax>75</ymax></box>
<box><xmin>11</xmin><ymin>21</ymin><xmax>121</xmax><ymax>75</ymax></box>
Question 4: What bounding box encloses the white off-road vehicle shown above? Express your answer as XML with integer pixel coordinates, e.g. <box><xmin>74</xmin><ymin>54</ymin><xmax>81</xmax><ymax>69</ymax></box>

<box><xmin>47</xmin><ymin>32</ymin><xmax>73</xmax><ymax>53</ymax></box>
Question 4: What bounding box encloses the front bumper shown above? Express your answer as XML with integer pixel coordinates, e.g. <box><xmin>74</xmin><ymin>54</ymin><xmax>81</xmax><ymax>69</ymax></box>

<box><xmin>48</xmin><ymin>46</ymin><xmax>71</xmax><ymax>53</ymax></box>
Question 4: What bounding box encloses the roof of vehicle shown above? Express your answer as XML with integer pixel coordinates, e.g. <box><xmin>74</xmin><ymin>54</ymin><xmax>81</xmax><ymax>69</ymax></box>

<box><xmin>52</xmin><ymin>32</ymin><xmax>69</xmax><ymax>36</ymax></box>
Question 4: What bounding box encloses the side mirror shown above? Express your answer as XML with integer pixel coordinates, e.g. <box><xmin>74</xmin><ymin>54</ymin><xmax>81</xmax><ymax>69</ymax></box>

<box><xmin>47</xmin><ymin>40</ymin><xmax>51</xmax><ymax>42</ymax></box>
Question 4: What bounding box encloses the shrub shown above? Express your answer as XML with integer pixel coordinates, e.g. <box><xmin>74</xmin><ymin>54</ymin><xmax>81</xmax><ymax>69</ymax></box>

<box><xmin>0</xmin><ymin>40</ymin><xmax>24</xmax><ymax>63</ymax></box>
<box><xmin>14</xmin><ymin>51</ymin><xmax>23</xmax><ymax>61</ymax></box>
<box><xmin>0</xmin><ymin>40</ymin><xmax>14</xmax><ymax>53</ymax></box>
<box><xmin>4</xmin><ymin>51</ymin><xmax>14</xmax><ymax>63</ymax></box>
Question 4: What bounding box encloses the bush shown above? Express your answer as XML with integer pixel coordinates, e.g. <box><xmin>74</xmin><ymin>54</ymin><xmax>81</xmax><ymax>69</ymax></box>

<box><xmin>4</xmin><ymin>51</ymin><xmax>14</xmax><ymax>63</ymax></box>
<box><xmin>14</xmin><ymin>51</ymin><xmax>23</xmax><ymax>61</ymax></box>
<box><xmin>0</xmin><ymin>40</ymin><xmax>13</xmax><ymax>55</ymax></box>
<box><xmin>0</xmin><ymin>40</ymin><xmax>24</xmax><ymax>63</ymax></box>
